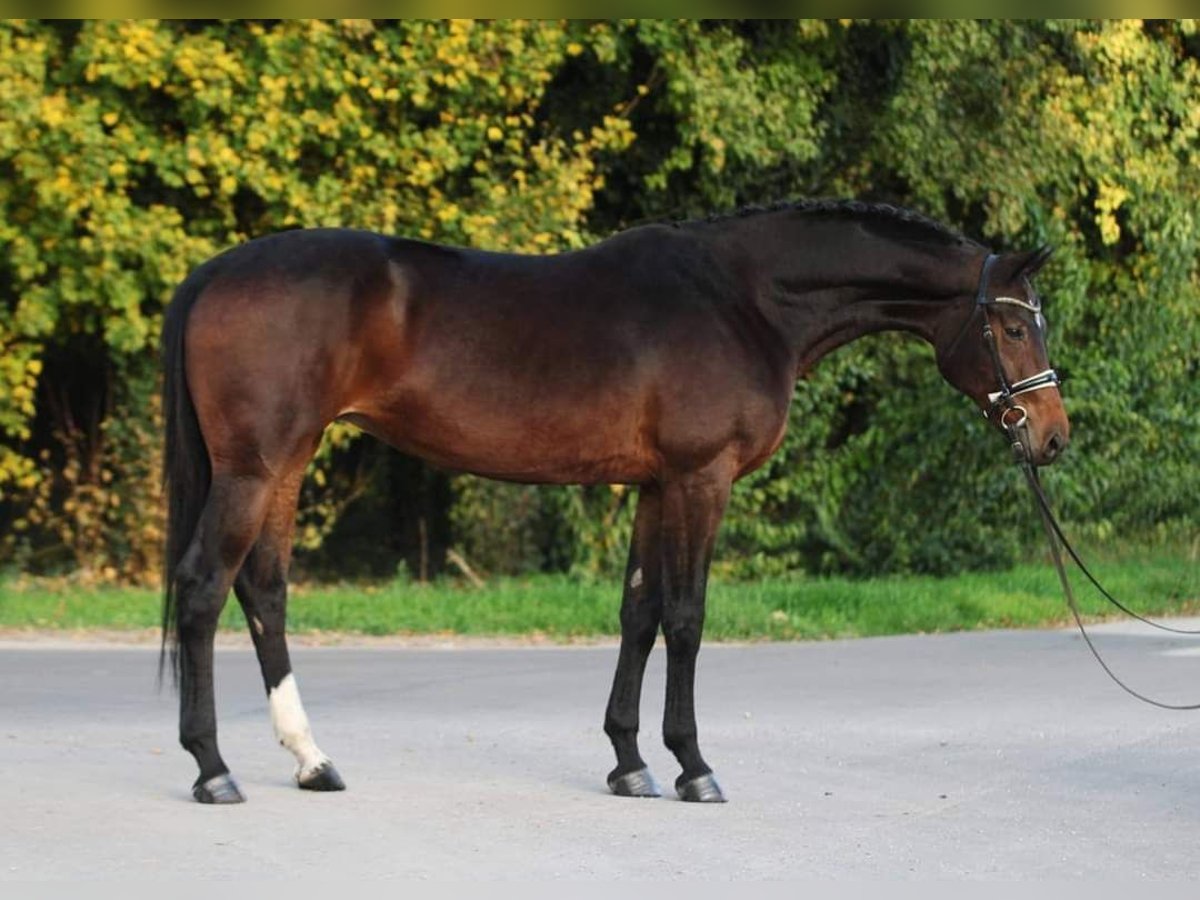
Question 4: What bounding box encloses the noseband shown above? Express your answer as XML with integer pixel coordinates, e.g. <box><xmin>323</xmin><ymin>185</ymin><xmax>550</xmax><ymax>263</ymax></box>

<box><xmin>961</xmin><ymin>252</ymin><xmax>1060</xmax><ymax>436</ymax></box>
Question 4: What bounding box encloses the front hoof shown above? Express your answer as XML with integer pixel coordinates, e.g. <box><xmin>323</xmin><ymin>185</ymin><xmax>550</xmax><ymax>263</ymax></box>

<box><xmin>193</xmin><ymin>773</ymin><xmax>245</xmax><ymax>804</ymax></box>
<box><xmin>607</xmin><ymin>766</ymin><xmax>662</xmax><ymax>798</ymax></box>
<box><xmin>676</xmin><ymin>772</ymin><xmax>726</xmax><ymax>803</ymax></box>
<box><xmin>298</xmin><ymin>761</ymin><xmax>346</xmax><ymax>792</ymax></box>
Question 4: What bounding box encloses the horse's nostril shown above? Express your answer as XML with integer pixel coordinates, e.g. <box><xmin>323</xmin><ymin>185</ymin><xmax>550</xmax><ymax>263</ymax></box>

<box><xmin>1045</xmin><ymin>432</ymin><xmax>1064</xmax><ymax>459</ymax></box>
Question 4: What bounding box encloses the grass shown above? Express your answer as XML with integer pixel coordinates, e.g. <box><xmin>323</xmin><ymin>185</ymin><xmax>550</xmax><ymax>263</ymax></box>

<box><xmin>1</xmin><ymin>552</ymin><xmax>1198</xmax><ymax>642</ymax></box>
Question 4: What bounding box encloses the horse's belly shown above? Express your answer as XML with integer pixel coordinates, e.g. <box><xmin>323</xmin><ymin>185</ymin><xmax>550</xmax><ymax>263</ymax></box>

<box><xmin>339</xmin><ymin>398</ymin><xmax>656</xmax><ymax>485</ymax></box>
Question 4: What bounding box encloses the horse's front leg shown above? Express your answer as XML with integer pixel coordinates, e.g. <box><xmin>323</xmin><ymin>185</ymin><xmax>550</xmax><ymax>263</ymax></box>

<box><xmin>659</xmin><ymin>463</ymin><xmax>732</xmax><ymax>802</ymax></box>
<box><xmin>604</xmin><ymin>484</ymin><xmax>664</xmax><ymax>797</ymax></box>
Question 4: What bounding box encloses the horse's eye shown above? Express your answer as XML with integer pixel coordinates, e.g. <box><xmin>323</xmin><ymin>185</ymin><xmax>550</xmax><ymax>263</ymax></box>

<box><xmin>1004</xmin><ymin>326</ymin><xmax>1026</xmax><ymax>341</ymax></box>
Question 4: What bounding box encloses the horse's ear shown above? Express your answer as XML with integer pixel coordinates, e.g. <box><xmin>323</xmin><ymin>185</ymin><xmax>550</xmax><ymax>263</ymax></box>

<box><xmin>1020</xmin><ymin>244</ymin><xmax>1054</xmax><ymax>278</ymax></box>
<box><xmin>994</xmin><ymin>245</ymin><xmax>1054</xmax><ymax>284</ymax></box>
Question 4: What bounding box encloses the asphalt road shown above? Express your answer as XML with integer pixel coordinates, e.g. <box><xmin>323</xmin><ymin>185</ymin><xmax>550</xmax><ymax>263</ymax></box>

<box><xmin>3</xmin><ymin>622</ymin><xmax>1200</xmax><ymax>880</ymax></box>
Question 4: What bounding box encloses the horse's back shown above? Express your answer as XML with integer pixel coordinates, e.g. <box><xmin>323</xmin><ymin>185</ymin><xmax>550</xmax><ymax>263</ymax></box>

<box><xmin>359</xmin><ymin>226</ymin><xmax>781</xmax><ymax>481</ymax></box>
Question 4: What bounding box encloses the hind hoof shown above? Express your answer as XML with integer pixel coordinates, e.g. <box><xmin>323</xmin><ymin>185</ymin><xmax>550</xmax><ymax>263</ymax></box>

<box><xmin>608</xmin><ymin>766</ymin><xmax>662</xmax><ymax>798</ymax></box>
<box><xmin>676</xmin><ymin>772</ymin><xmax>726</xmax><ymax>803</ymax></box>
<box><xmin>298</xmin><ymin>761</ymin><xmax>346</xmax><ymax>792</ymax></box>
<box><xmin>193</xmin><ymin>773</ymin><xmax>245</xmax><ymax>804</ymax></box>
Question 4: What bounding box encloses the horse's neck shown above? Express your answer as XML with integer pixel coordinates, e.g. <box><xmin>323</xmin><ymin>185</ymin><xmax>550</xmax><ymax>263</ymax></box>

<box><xmin>710</xmin><ymin>213</ymin><xmax>981</xmax><ymax>375</ymax></box>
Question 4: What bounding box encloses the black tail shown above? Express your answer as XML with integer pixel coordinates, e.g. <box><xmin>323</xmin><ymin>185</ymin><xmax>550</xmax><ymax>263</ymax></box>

<box><xmin>159</xmin><ymin>268</ymin><xmax>213</xmax><ymax>687</ymax></box>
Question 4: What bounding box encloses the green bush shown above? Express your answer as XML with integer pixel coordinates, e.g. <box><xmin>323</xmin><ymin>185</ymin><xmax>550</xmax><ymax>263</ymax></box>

<box><xmin>1</xmin><ymin>20</ymin><xmax>1197</xmax><ymax>582</ymax></box>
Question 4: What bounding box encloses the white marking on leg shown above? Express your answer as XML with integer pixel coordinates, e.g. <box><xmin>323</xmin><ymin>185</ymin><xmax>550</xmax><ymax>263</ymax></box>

<box><xmin>630</xmin><ymin>567</ymin><xmax>643</xmax><ymax>589</ymax></box>
<box><xmin>252</xmin><ymin>616</ymin><xmax>264</xmax><ymax>636</ymax></box>
<box><xmin>269</xmin><ymin>673</ymin><xmax>330</xmax><ymax>782</ymax></box>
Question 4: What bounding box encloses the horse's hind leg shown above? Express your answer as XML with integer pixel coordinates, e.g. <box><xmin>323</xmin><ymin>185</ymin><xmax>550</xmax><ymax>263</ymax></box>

<box><xmin>234</xmin><ymin>468</ymin><xmax>344</xmax><ymax>792</ymax></box>
<box><xmin>603</xmin><ymin>484</ymin><xmax>664</xmax><ymax>797</ymax></box>
<box><xmin>176</xmin><ymin>472</ymin><xmax>273</xmax><ymax>804</ymax></box>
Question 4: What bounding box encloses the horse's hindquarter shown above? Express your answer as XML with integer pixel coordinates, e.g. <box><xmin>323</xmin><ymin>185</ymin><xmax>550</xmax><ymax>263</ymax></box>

<box><xmin>351</xmin><ymin>230</ymin><xmax>791</xmax><ymax>484</ymax></box>
<box><xmin>185</xmin><ymin>230</ymin><xmax>397</xmax><ymax>477</ymax></box>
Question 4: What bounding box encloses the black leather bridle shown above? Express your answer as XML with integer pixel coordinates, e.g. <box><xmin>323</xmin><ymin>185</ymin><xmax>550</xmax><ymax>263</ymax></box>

<box><xmin>964</xmin><ymin>252</ymin><xmax>1061</xmax><ymax>439</ymax></box>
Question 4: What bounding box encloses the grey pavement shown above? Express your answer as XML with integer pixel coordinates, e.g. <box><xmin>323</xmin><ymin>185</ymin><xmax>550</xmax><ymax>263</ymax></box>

<box><xmin>3</xmin><ymin>622</ymin><xmax>1200</xmax><ymax>880</ymax></box>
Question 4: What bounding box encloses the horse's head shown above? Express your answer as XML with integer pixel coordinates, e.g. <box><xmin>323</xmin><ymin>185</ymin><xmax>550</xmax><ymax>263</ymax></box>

<box><xmin>936</xmin><ymin>247</ymin><xmax>1069</xmax><ymax>466</ymax></box>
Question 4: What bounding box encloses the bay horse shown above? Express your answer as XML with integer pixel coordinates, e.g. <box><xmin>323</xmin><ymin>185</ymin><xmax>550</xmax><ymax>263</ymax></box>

<box><xmin>161</xmin><ymin>199</ymin><xmax>1068</xmax><ymax>804</ymax></box>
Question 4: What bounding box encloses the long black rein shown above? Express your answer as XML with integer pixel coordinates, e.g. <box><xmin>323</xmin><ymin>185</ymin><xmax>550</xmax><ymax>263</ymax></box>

<box><xmin>972</xmin><ymin>252</ymin><xmax>1200</xmax><ymax>710</ymax></box>
<box><xmin>1017</xmin><ymin>458</ymin><xmax>1200</xmax><ymax>710</ymax></box>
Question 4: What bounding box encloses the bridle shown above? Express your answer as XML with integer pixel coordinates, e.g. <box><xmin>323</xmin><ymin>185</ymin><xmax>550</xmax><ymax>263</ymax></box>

<box><xmin>956</xmin><ymin>252</ymin><xmax>1060</xmax><ymax>443</ymax></box>
<box><xmin>962</xmin><ymin>254</ymin><xmax>1200</xmax><ymax>709</ymax></box>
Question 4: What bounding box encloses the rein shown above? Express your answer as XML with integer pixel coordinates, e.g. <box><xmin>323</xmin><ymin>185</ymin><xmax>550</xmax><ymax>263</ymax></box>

<box><xmin>1017</xmin><ymin>457</ymin><xmax>1200</xmax><ymax>710</ymax></box>
<box><xmin>971</xmin><ymin>253</ymin><xmax>1200</xmax><ymax>710</ymax></box>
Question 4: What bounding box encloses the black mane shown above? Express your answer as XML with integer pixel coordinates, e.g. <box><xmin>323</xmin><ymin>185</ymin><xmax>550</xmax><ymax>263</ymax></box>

<box><xmin>686</xmin><ymin>198</ymin><xmax>975</xmax><ymax>248</ymax></box>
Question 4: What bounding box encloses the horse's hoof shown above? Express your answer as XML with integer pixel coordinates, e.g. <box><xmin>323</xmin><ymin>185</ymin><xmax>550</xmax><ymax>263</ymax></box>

<box><xmin>298</xmin><ymin>760</ymin><xmax>346</xmax><ymax>792</ymax></box>
<box><xmin>676</xmin><ymin>772</ymin><xmax>726</xmax><ymax>803</ymax></box>
<box><xmin>607</xmin><ymin>766</ymin><xmax>662</xmax><ymax>798</ymax></box>
<box><xmin>193</xmin><ymin>773</ymin><xmax>245</xmax><ymax>804</ymax></box>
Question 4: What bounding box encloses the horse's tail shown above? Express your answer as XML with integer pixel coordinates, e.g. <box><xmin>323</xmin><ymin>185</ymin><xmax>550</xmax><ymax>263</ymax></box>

<box><xmin>159</xmin><ymin>267</ymin><xmax>212</xmax><ymax>687</ymax></box>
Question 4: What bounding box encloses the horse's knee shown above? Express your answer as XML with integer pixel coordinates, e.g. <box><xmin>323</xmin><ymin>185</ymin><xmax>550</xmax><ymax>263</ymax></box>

<box><xmin>620</xmin><ymin>608</ymin><xmax>658</xmax><ymax>652</ymax></box>
<box><xmin>662</xmin><ymin>618</ymin><xmax>703</xmax><ymax>658</ymax></box>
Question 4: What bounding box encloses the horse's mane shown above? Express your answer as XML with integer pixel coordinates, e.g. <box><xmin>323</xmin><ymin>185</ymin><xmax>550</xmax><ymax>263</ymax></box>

<box><xmin>684</xmin><ymin>198</ymin><xmax>976</xmax><ymax>248</ymax></box>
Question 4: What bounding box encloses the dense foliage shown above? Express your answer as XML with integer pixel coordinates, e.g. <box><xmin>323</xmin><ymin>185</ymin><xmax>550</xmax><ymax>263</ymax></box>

<box><xmin>1</xmin><ymin>19</ymin><xmax>1197</xmax><ymax>582</ymax></box>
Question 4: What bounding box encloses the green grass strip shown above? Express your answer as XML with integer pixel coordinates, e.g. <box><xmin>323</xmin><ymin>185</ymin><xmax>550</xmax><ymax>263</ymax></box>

<box><xmin>2</xmin><ymin>554</ymin><xmax>1197</xmax><ymax>642</ymax></box>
